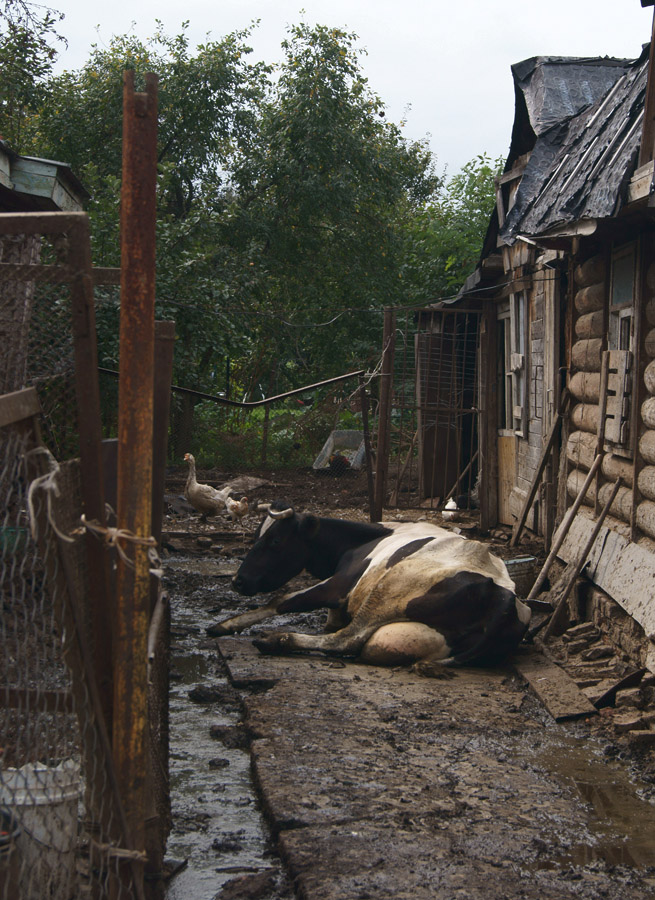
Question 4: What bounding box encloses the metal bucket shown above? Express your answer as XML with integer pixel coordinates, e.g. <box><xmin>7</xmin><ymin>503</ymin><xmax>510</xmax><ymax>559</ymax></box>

<box><xmin>0</xmin><ymin>760</ymin><xmax>80</xmax><ymax>900</ymax></box>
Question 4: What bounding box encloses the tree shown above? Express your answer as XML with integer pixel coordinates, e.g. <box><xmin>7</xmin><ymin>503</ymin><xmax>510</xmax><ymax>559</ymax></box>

<box><xmin>0</xmin><ymin>0</ymin><xmax>64</xmax><ymax>149</ymax></box>
<box><xmin>400</xmin><ymin>153</ymin><xmax>503</xmax><ymax>305</ymax></box>
<box><xmin>216</xmin><ymin>22</ymin><xmax>439</xmax><ymax>382</ymax></box>
<box><xmin>34</xmin><ymin>21</ymin><xmax>439</xmax><ymax>401</ymax></box>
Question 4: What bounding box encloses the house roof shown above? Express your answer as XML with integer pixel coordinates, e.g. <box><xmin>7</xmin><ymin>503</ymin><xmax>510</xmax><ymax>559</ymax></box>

<box><xmin>507</xmin><ymin>56</ymin><xmax>634</xmax><ymax>164</ymax></box>
<box><xmin>500</xmin><ymin>50</ymin><xmax>648</xmax><ymax>244</ymax></box>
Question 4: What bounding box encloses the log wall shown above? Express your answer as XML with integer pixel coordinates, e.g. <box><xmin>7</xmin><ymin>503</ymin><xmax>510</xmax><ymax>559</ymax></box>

<box><xmin>637</xmin><ymin>258</ymin><xmax>655</xmax><ymax>542</ymax></box>
<box><xmin>567</xmin><ymin>253</ymin><xmax>607</xmax><ymax>514</ymax></box>
<box><xmin>567</xmin><ymin>249</ymin><xmax>655</xmax><ymax>544</ymax></box>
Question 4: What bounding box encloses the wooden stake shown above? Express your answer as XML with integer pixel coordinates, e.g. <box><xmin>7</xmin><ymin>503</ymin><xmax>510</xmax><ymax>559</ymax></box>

<box><xmin>541</xmin><ymin>476</ymin><xmax>622</xmax><ymax>640</ymax></box>
<box><xmin>527</xmin><ymin>453</ymin><xmax>603</xmax><ymax>600</ymax></box>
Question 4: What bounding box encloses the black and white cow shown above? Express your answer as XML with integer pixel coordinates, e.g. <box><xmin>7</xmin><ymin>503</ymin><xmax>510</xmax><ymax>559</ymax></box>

<box><xmin>208</xmin><ymin>501</ymin><xmax>531</xmax><ymax>677</ymax></box>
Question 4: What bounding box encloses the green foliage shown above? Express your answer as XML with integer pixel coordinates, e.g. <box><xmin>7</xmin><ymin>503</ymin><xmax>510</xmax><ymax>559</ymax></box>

<box><xmin>400</xmin><ymin>153</ymin><xmax>503</xmax><ymax>304</ymax></box>
<box><xmin>221</xmin><ymin>22</ymin><xmax>440</xmax><ymax>378</ymax></box>
<box><xmin>0</xmin><ymin>1</ymin><xmax>64</xmax><ymax>149</ymax></box>
<box><xmin>24</xmin><ymin>18</ymin><xmax>501</xmax><ymax>468</ymax></box>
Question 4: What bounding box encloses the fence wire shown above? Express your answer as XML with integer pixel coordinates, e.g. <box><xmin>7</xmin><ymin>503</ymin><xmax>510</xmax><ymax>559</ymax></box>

<box><xmin>385</xmin><ymin>307</ymin><xmax>481</xmax><ymax>510</ymax></box>
<box><xmin>0</xmin><ymin>423</ymin><xmax>142</xmax><ymax>899</ymax></box>
<box><xmin>1</xmin><ymin>216</ymin><xmax>157</xmax><ymax>899</ymax></box>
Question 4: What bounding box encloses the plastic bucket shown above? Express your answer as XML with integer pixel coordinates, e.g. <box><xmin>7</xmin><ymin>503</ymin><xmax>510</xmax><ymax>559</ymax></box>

<box><xmin>0</xmin><ymin>807</ymin><xmax>21</xmax><ymax>900</ymax></box>
<box><xmin>0</xmin><ymin>760</ymin><xmax>80</xmax><ymax>900</ymax></box>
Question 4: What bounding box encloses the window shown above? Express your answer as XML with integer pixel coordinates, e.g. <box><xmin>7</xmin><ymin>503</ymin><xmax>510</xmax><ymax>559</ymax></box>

<box><xmin>510</xmin><ymin>292</ymin><xmax>528</xmax><ymax>435</ymax></box>
<box><xmin>497</xmin><ymin>293</ymin><xmax>528</xmax><ymax>436</ymax></box>
<box><xmin>604</xmin><ymin>242</ymin><xmax>636</xmax><ymax>453</ymax></box>
<box><xmin>609</xmin><ymin>243</ymin><xmax>635</xmax><ymax>351</ymax></box>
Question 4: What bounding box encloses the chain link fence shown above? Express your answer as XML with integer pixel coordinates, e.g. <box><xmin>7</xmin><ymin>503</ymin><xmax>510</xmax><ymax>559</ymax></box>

<box><xmin>1</xmin><ymin>214</ymin><xmax>162</xmax><ymax>900</ymax></box>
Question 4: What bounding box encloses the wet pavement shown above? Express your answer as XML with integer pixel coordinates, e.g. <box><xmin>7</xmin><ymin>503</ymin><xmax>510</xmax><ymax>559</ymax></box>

<box><xmin>164</xmin><ymin>561</ymin><xmax>290</xmax><ymax>900</ymax></box>
<box><xmin>163</xmin><ymin>552</ymin><xmax>655</xmax><ymax>900</ymax></box>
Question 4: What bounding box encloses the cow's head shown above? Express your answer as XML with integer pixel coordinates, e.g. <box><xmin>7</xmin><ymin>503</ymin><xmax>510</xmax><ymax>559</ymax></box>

<box><xmin>231</xmin><ymin>501</ymin><xmax>320</xmax><ymax>596</ymax></box>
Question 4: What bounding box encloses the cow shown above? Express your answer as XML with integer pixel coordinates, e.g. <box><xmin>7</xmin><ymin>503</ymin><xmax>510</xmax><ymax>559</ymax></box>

<box><xmin>208</xmin><ymin>501</ymin><xmax>531</xmax><ymax>677</ymax></box>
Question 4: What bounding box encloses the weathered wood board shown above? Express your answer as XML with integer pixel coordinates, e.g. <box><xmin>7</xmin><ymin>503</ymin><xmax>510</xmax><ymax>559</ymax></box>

<box><xmin>555</xmin><ymin>507</ymin><xmax>655</xmax><ymax>674</ymax></box>
<box><xmin>514</xmin><ymin>648</ymin><xmax>598</xmax><ymax>721</ymax></box>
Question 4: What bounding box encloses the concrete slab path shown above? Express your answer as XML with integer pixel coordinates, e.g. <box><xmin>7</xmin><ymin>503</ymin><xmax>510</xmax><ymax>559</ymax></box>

<box><xmin>218</xmin><ymin>637</ymin><xmax>655</xmax><ymax>900</ymax></box>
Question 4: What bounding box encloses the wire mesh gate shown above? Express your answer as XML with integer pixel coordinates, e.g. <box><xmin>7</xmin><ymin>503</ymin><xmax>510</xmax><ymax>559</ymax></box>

<box><xmin>0</xmin><ymin>212</ymin><xmax>169</xmax><ymax>900</ymax></box>
<box><xmin>378</xmin><ymin>306</ymin><xmax>482</xmax><ymax>511</ymax></box>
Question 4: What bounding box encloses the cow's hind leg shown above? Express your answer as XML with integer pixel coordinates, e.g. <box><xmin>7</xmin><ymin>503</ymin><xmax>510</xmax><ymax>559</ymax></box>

<box><xmin>252</xmin><ymin>618</ymin><xmax>380</xmax><ymax>657</ymax></box>
<box><xmin>361</xmin><ymin>623</ymin><xmax>456</xmax><ymax>679</ymax></box>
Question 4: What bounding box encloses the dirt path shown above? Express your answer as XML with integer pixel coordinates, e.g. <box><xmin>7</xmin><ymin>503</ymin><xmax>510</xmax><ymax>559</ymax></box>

<box><xmin>163</xmin><ymin>465</ymin><xmax>655</xmax><ymax>899</ymax></box>
<box><xmin>216</xmin><ymin>637</ymin><xmax>655</xmax><ymax>900</ymax></box>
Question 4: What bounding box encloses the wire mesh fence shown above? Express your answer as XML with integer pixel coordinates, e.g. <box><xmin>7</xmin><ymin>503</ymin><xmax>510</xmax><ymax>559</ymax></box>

<box><xmin>0</xmin><ymin>411</ymin><xmax>144</xmax><ymax>900</ymax></box>
<box><xmin>382</xmin><ymin>306</ymin><xmax>482</xmax><ymax>510</ymax></box>
<box><xmin>1</xmin><ymin>214</ymin><xmax>164</xmax><ymax>899</ymax></box>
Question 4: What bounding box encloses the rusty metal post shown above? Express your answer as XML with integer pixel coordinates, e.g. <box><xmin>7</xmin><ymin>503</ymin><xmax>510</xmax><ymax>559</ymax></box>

<box><xmin>68</xmin><ymin>215</ymin><xmax>115</xmax><ymax>730</ymax></box>
<box><xmin>373</xmin><ymin>308</ymin><xmax>395</xmax><ymax>521</ymax></box>
<box><xmin>359</xmin><ymin>376</ymin><xmax>376</xmax><ymax>522</ymax></box>
<box><xmin>114</xmin><ymin>70</ymin><xmax>158</xmax><ymax>896</ymax></box>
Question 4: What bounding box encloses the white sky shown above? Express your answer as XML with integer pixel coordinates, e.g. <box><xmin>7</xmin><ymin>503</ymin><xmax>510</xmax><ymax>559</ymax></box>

<box><xmin>50</xmin><ymin>0</ymin><xmax>653</xmax><ymax>175</ymax></box>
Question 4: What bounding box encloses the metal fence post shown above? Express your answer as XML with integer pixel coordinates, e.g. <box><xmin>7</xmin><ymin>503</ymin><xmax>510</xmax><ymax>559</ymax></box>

<box><xmin>114</xmin><ymin>69</ymin><xmax>158</xmax><ymax>896</ymax></box>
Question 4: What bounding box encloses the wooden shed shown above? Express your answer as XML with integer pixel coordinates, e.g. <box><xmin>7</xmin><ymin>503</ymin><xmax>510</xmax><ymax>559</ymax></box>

<box><xmin>457</xmin><ymin>7</ymin><xmax>655</xmax><ymax>670</ymax></box>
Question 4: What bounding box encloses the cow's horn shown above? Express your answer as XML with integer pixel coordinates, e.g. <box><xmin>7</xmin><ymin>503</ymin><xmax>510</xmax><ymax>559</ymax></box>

<box><xmin>257</xmin><ymin>502</ymin><xmax>272</xmax><ymax>513</ymax></box>
<box><xmin>268</xmin><ymin>506</ymin><xmax>294</xmax><ymax>520</ymax></box>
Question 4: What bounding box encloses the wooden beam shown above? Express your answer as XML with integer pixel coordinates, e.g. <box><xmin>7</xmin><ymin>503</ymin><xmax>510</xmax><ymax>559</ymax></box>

<box><xmin>510</xmin><ymin>389</ymin><xmax>570</xmax><ymax>547</ymax></box>
<box><xmin>0</xmin><ymin>386</ymin><xmax>40</xmax><ymax>428</ymax></box>
<box><xmin>515</xmin><ymin>649</ymin><xmax>597</xmax><ymax>721</ymax></box>
<box><xmin>479</xmin><ymin>301</ymin><xmax>498</xmax><ymax>532</ymax></box>
<box><xmin>639</xmin><ymin>6</ymin><xmax>655</xmax><ymax>167</ymax></box>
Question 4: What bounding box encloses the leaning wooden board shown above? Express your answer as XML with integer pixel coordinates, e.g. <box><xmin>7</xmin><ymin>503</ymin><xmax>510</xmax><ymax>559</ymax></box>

<box><xmin>514</xmin><ymin>648</ymin><xmax>598</xmax><ymax>721</ymax></box>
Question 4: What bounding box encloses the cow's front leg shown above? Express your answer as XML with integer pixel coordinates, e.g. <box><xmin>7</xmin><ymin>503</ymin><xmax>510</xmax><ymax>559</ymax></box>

<box><xmin>207</xmin><ymin>576</ymin><xmax>343</xmax><ymax>636</ymax></box>
<box><xmin>207</xmin><ymin>598</ymin><xmax>284</xmax><ymax>636</ymax></box>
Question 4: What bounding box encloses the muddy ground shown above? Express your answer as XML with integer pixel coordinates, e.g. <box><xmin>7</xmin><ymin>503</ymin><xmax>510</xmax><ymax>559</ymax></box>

<box><xmin>162</xmin><ymin>464</ymin><xmax>655</xmax><ymax>900</ymax></box>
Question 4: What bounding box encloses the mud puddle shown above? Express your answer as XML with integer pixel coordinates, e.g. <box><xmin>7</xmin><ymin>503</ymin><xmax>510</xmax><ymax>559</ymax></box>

<box><xmin>534</xmin><ymin>735</ymin><xmax>655</xmax><ymax>872</ymax></box>
<box><xmin>164</xmin><ymin>559</ymin><xmax>275</xmax><ymax>900</ymax></box>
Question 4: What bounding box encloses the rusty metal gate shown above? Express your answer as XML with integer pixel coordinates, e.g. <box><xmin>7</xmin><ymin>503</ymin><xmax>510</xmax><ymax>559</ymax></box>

<box><xmin>377</xmin><ymin>305</ymin><xmax>482</xmax><ymax>512</ymax></box>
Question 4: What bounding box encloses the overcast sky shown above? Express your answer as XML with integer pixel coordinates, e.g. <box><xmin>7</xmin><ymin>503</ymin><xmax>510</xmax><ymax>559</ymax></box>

<box><xmin>50</xmin><ymin>0</ymin><xmax>653</xmax><ymax>175</ymax></box>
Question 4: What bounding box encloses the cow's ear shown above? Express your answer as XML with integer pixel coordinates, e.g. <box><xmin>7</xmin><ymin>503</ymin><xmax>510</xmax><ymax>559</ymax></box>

<box><xmin>298</xmin><ymin>514</ymin><xmax>320</xmax><ymax>538</ymax></box>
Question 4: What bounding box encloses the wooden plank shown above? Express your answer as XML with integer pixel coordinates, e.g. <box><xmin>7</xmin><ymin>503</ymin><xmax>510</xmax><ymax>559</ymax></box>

<box><xmin>515</xmin><ymin>648</ymin><xmax>597</xmax><ymax>721</ymax></box>
<box><xmin>542</xmin><ymin>477</ymin><xmax>622</xmax><ymax>640</ymax></box>
<box><xmin>497</xmin><ymin>435</ymin><xmax>515</xmax><ymax>525</ymax></box>
<box><xmin>510</xmin><ymin>388</ymin><xmax>570</xmax><ymax>546</ymax></box>
<box><xmin>604</xmin><ymin>351</ymin><xmax>631</xmax><ymax>444</ymax></box>
<box><xmin>479</xmin><ymin>301</ymin><xmax>498</xmax><ymax>532</ymax></box>
<box><xmin>0</xmin><ymin>211</ymin><xmax>86</xmax><ymax>236</ymax></box>
<box><xmin>556</xmin><ymin>508</ymin><xmax>655</xmax><ymax>646</ymax></box>
<box><xmin>0</xmin><ymin>386</ymin><xmax>40</xmax><ymax>427</ymax></box>
<box><xmin>527</xmin><ymin>452</ymin><xmax>603</xmax><ymax>599</ymax></box>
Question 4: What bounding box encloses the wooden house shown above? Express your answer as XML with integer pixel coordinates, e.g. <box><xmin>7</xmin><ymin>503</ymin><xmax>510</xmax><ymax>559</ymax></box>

<box><xmin>457</xmin><ymin>8</ymin><xmax>655</xmax><ymax>669</ymax></box>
